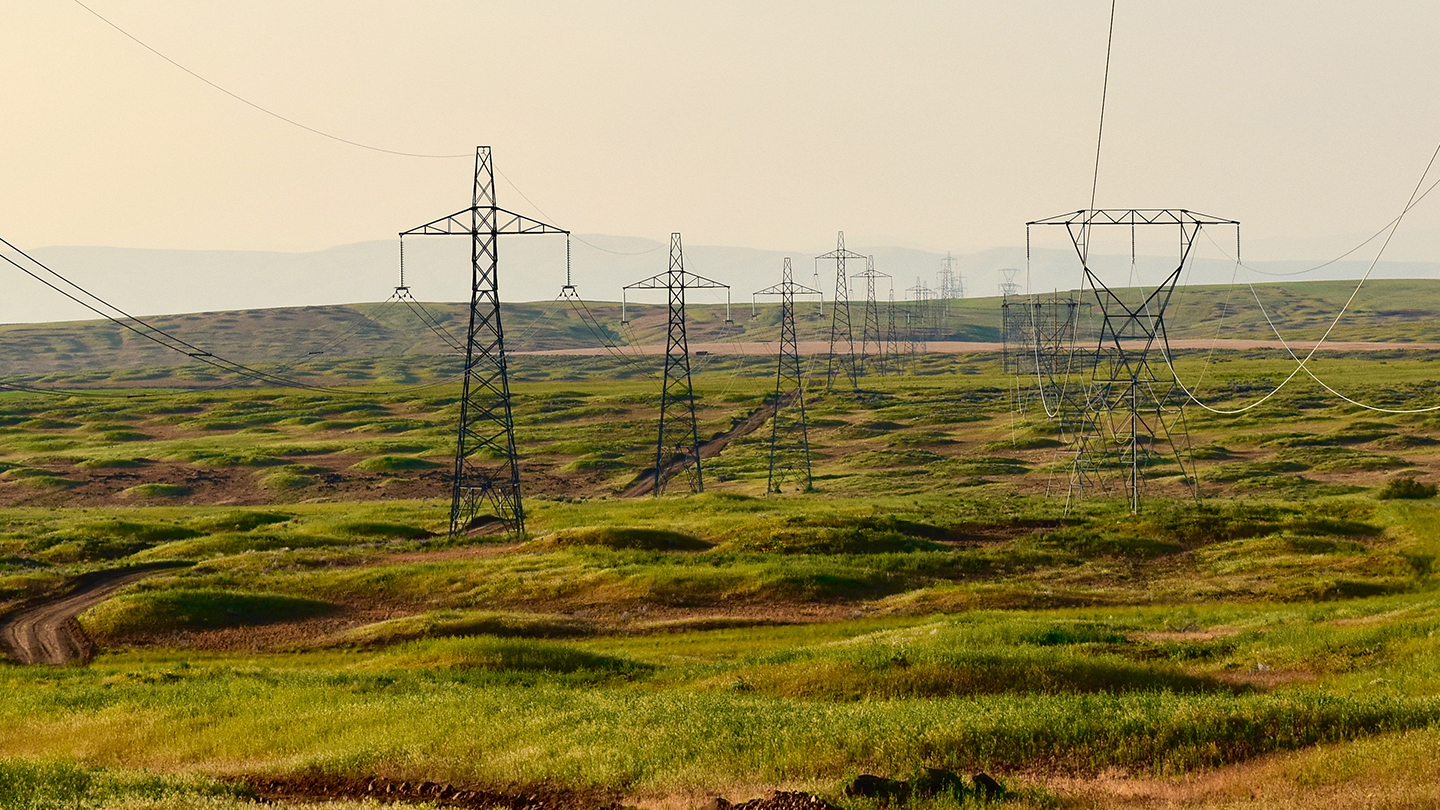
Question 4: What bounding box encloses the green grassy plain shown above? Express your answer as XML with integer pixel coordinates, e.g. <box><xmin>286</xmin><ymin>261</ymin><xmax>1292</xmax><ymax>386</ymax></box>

<box><xmin>7</xmin><ymin>281</ymin><xmax>1440</xmax><ymax>808</ymax></box>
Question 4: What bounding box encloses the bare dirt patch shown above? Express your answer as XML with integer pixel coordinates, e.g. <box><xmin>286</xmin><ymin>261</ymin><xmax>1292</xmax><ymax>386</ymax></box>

<box><xmin>105</xmin><ymin>606</ymin><xmax>403</xmax><ymax>654</ymax></box>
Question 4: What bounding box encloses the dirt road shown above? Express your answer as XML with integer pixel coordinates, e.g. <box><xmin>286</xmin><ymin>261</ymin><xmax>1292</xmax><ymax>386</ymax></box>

<box><xmin>518</xmin><ymin>338</ymin><xmax>1440</xmax><ymax>357</ymax></box>
<box><xmin>0</xmin><ymin>563</ymin><xmax>187</xmax><ymax>665</ymax></box>
<box><xmin>620</xmin><ymin>392</ymin><xmax>793</xmax><ymax>497</ymax></box>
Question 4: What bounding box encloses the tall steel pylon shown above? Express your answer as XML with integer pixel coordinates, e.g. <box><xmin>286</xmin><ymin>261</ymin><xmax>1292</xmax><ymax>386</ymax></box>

<box><xmin>999</xmin><ymin>268</ymin><xmax>1022</xmax><ymax>297</ymax></box>
<box><xmin>852</xmin><ymin>256</ymin><xmax>891</xmax><ymax>375</ymax></box>
<box><xmin>885</xmin><ymin>285</ymin><xmax>901</xmax><ymax>374</ymax></box>
<box><xmin>754</xmin><ymin>258</ymin><xmax>821</xmax><ymax>492</ymax></box>
<box><xmin>401</xmin><ymin>146</ymin><xmax>567</xmax><ymax>536</ymax></box>
<box><xmin>1027</xmin><ymin>209</ymin><xmax>1239</xmax><ymax>512</ymax></box>
<box><xmin>936</xmin><ymin>253</ymin><xmax>956</xmax><ymax>322</ymax></box>
<box><xmin>907</xmin><ymin>278</ymin><xmax>935</xmax><ymax>354</ymax></box>
<box><xmin>818</xmin><ymin>231</ymin><xmax>865</xmax><ymax>390</ymax></box>
<box><xmin>623</xmin><ymin>233</ymin><xmax>730</xmax><ymax>496</ymax></box>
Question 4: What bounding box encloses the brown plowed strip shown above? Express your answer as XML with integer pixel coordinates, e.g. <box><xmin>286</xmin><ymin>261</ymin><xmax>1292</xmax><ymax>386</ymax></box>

<box><xmin>0</xmin><ymin>563</ymin><xmax>187</xmax><ymax>665</ymax></box>
<box><xmin>238</xmin><ymin>774</ymin><xmax>624</xmax><ymax>809</ymax></box>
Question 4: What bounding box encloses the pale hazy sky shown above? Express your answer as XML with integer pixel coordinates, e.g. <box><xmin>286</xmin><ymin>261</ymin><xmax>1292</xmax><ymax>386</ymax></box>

<box><xmin>6</xmin><ymin>1</ymin><xmax>1440</xmax><ymax>261</ymax></box>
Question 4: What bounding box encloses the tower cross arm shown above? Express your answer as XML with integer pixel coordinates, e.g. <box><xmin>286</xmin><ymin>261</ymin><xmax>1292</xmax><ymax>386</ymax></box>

<box><xmin>400</xmin><ymin>206</ymin><xmax>568</xmax><ymax>237</ymax></box>
<box><xmin>1026</xmin><ymin>209</ymin><xmax>1239</xmax><ymax>227</ymax></box>
<box><xmin>400</xmin><ymin>208</ymin><xmax>472</xmax><ymax>236</ymax></box>
<box><xmin>755</xmin><ymin>281</ymin><xmax>821</xmax><ymax>297</ymax></box>
<box><xmin>851</xmin><ymin>268</ymin><xmax>892</xmax><ymax>280</ymax></box>
<box><xmin>625</xmin><ymin>271</ymin><xmax>730</xmax><ymax>291</ymax></box>
<box><xmin>817</xmin><ymin>247</ymin><xmax>867</xmax><ymax>260</ymax></box>
<box><xmin>493</xmin><ymin>207</ymin><xmax>569</xmax><ymax>235</ymax></box>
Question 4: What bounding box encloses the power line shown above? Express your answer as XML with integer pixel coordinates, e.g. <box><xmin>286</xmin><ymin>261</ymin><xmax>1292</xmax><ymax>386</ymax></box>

<box><xmin>1159</xmin><ymin>138</ymin><xmax>1440</xmax><ymax>415</ymax></box>
<box><xmin>1225</xmin><ymin>174</ymin><xmax>1440</xmax><ymax>277</ymax></box>
<box><xmin>1089</xmin><ymin>0</ymin><xmax>1117</xmax><ymax>219</ymax></box>
<box><xmin>0</xmin><ymin>238</ymin><xmax>333</xmax><ymax>391</ymax></box>
<box><xmin>0</xmin><ymin>236</ymin><xmax>465</xmax><ymax>397</ymax></box>
<box><xmin>69</xmin><ymin>0</ymin><xmax>468</xmax><ymax>160</ymax></box>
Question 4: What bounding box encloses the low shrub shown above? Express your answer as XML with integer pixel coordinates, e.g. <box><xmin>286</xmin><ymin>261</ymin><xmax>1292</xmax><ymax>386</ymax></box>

<box><xmin>1379</xmin><ymin>476</ymin><xmax>1438</xmax><ymax>500</ymax></box>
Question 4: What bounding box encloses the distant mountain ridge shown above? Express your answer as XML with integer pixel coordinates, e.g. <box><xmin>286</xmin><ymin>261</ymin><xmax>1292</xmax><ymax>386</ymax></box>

<box><xmin>10</xmin><ymin>235</ymin><xmax>1440</xmax><ymax>326</ymax></box>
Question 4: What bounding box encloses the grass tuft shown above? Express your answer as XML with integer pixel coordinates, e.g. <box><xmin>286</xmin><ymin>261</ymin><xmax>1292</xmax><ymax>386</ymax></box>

<box><xmin>544</xmin><ymin>526</ymin><xmax>711</xmax><ymax>551</ymax></box>
<box><xmin>350</xmin><ymin>455</ymin><xmax>443</xmax><ymax>473</ymax></box>
<box><xmin>81</xmin><ymin>588</ymin><xmax>337</xmax><ymax>640</ymax></box>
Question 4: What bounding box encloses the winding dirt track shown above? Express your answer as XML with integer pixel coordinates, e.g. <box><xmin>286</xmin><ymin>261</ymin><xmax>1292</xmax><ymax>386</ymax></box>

<box><xmin>620</xmin><ymin>392</ymin><xmax>794</xmax><ymax>498</ymax></box>
<box><xmin>0</xmin><ymin>563</ymin><xmax>186</xmax><ymax>665</ymax></box>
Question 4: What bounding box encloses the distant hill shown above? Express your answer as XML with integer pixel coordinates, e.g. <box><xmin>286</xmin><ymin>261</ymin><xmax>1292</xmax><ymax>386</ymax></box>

<box><xmin>3</xmin><ymin>278</ymin><xmax>1440</xmax><ymax>385</ymax></box>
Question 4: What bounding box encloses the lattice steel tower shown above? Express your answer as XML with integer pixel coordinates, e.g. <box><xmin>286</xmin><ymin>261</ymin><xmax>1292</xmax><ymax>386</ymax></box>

<box><xmin>818</xmin><ymin>232</ymin><xmax>865</xmax><ymax>390</ymax></box>
<box><xmin>624</xmin><ymin>233</ymin><xmax>729</xmax><ymax>496</ymax></box>
<box><xmin>999</xmin><ymin>268</ymin><xmax>1022</xmax><ymax>298</ymax></box>
<box><xmin>885</xmin><ymin>285</ymin><xmax>901</xmax><ymax>373</ymax></box>
<box><xmin>754</xmin><ymin>258</ymin><xmax>821</xmax><ymax>492</ymax></box>
<box><xmin>401</xmin><ymin>146</ymin><xmax>566</xmax><ymax>536</ymax></box>
<box><xmin>907</xmin><ymin>278</ymin><xmax>935</xmax><ymax>353</ymax></box>
<box><xmin>852</xmin><ymin>255</ymin><xmax>891</xmax><ymax>376</ymax></box>
<box><xmin>1026</xmin><ymin>209</ymin><xmax>1239</xmax><ymax>512</ymax></box>
<box><xmin>937</xmin><ymin>252</ymin><xmax>962</xmax><ymax>326</ymax></box>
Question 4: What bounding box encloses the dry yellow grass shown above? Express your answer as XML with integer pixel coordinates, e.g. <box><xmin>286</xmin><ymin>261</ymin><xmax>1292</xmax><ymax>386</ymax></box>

<box><xmin>1049</xmin><ymin>727</ymin><xmax>1440</xmax><ymax>808</ymax></box>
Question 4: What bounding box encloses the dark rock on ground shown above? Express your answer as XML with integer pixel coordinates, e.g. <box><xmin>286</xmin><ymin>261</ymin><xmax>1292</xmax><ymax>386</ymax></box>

<box><xmin>730</xmin><ymin>790</ymin><xmax>838</xmax><ymax>810</ymax></box>
<box><xmin>972</xmin><ymin>772</ymin><xmax>1004</xmax><ymax>800</ymax></box>
<box><xmin>843</xmin><ymin>774</ymin><xmax>907</xmax><ymax>799</ymax></box>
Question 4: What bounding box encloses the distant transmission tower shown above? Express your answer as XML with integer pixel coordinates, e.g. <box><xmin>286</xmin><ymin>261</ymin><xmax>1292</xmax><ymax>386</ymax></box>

<box><xmin>936</xmin><ymin>252</ymin><xmax>959</xmax><ymax>325</ymax></box>
<box><xmin>754</xmin><ymin>258</ymin><xmax>821</xmax><ymax>492</ymax></box>
<box><xmin>1027</xmin><ymin>209</ymin><xmax>1238</xmax><ymax>512</ymax></box>
<box><xmin>818</xmin><ymin>232</ymin><xmax>865</xmax><ymax>390</ymax></box>
<box><xmin>999</xmin><ymin>268</ymin><xmax>1022</xmax><ymax>298</ymax></box>
<box><xmin>623</xmin><ymin>233</ymin><xmax>730</xmax><ymax>496</ymax></box>
<box><xmin>947</xmin><ymin>252</ymin><xmax>966</xmax><ymax>298</ymax></box>
<box><xmin>852</xmin><ymin>256</ymin><xmax>891</xmax><ymax>375</ymax></box>
<box><xmin>907</xmin><ymin>278</ymin><xmax>936</xmax><ymax>353</ymax></box>
<box><xmin>401</xmin><ymin>146</ymin><xmax>567</xmax><ymax>536</ymax></box>
<box><xmin>885</xmin><ymin>285</ymin><xmax>901</xmax><ymax>373</ymax></box>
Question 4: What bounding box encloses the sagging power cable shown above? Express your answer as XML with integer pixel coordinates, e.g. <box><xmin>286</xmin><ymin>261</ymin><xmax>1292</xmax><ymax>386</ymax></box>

<box><xmin>1157</xmin><ymin>137</ymin><xmax>1440</xmax><ymax>415</ymax></box>
<box><xmin>0</xmin><ymin>236</ymin><xmax>342</xmax><ymax>391</ymax></box>
<box><xmin>70</xmin><ymin>0</ymin><xmax>468</xmax><ymax>160</ymax></box>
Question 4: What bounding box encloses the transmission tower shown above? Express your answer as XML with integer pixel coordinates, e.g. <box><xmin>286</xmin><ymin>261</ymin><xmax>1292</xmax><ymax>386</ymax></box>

<box><xmin>400</xmin><ymin>146</ymin><xmax>567</xmax><ymax>536</ymax></box>
<box><xmin>852</xmin><ymin>256</ymin><xmax>891</xmax><ymax>375</ymax></box>
<box><xmin>623</xmin><ymin>233</ymin><xmax>729</xmax><ymax>496</ymax></box>
<box><xmin>936</xmin><ymin>252</ymin><xmax>963</xmax><ymax>328</ymax></box>
<box><xmin>999</xmin><ymin>268</ymin><xmax>1022</xmax><ymax>298</ymax></box>
<box><xmin>754</xmin><ymin>258</ymin><xmax>821</xmax><ymax>492</ymax></box>
<box><xmin>1027</xmin><ymin>209</ymin><xmax>1239</xmax><ymax>512</ymax></box>
<box><xmin>946</xmin><ymin>252</ymin><xmax>966</xmax><ymax>298</ymax></box>
<box><xmin>885</xmin><ymin>285</ymin><xmax>901</xmax><ymax>374</ymax></box>
<box><xmin>818</xmin><ymin>232</ymin><xmax>865</xmax><ymax>390</ymax></box>
<box><xmin>907</xmin><ymin>278</ymin><xmax>936</xmax><ymax>353</ymax></box>
<box><xmin>1001</xmin><ymin>294</ymin><xmax>1083</xmax><ymax>376</ymax></box>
